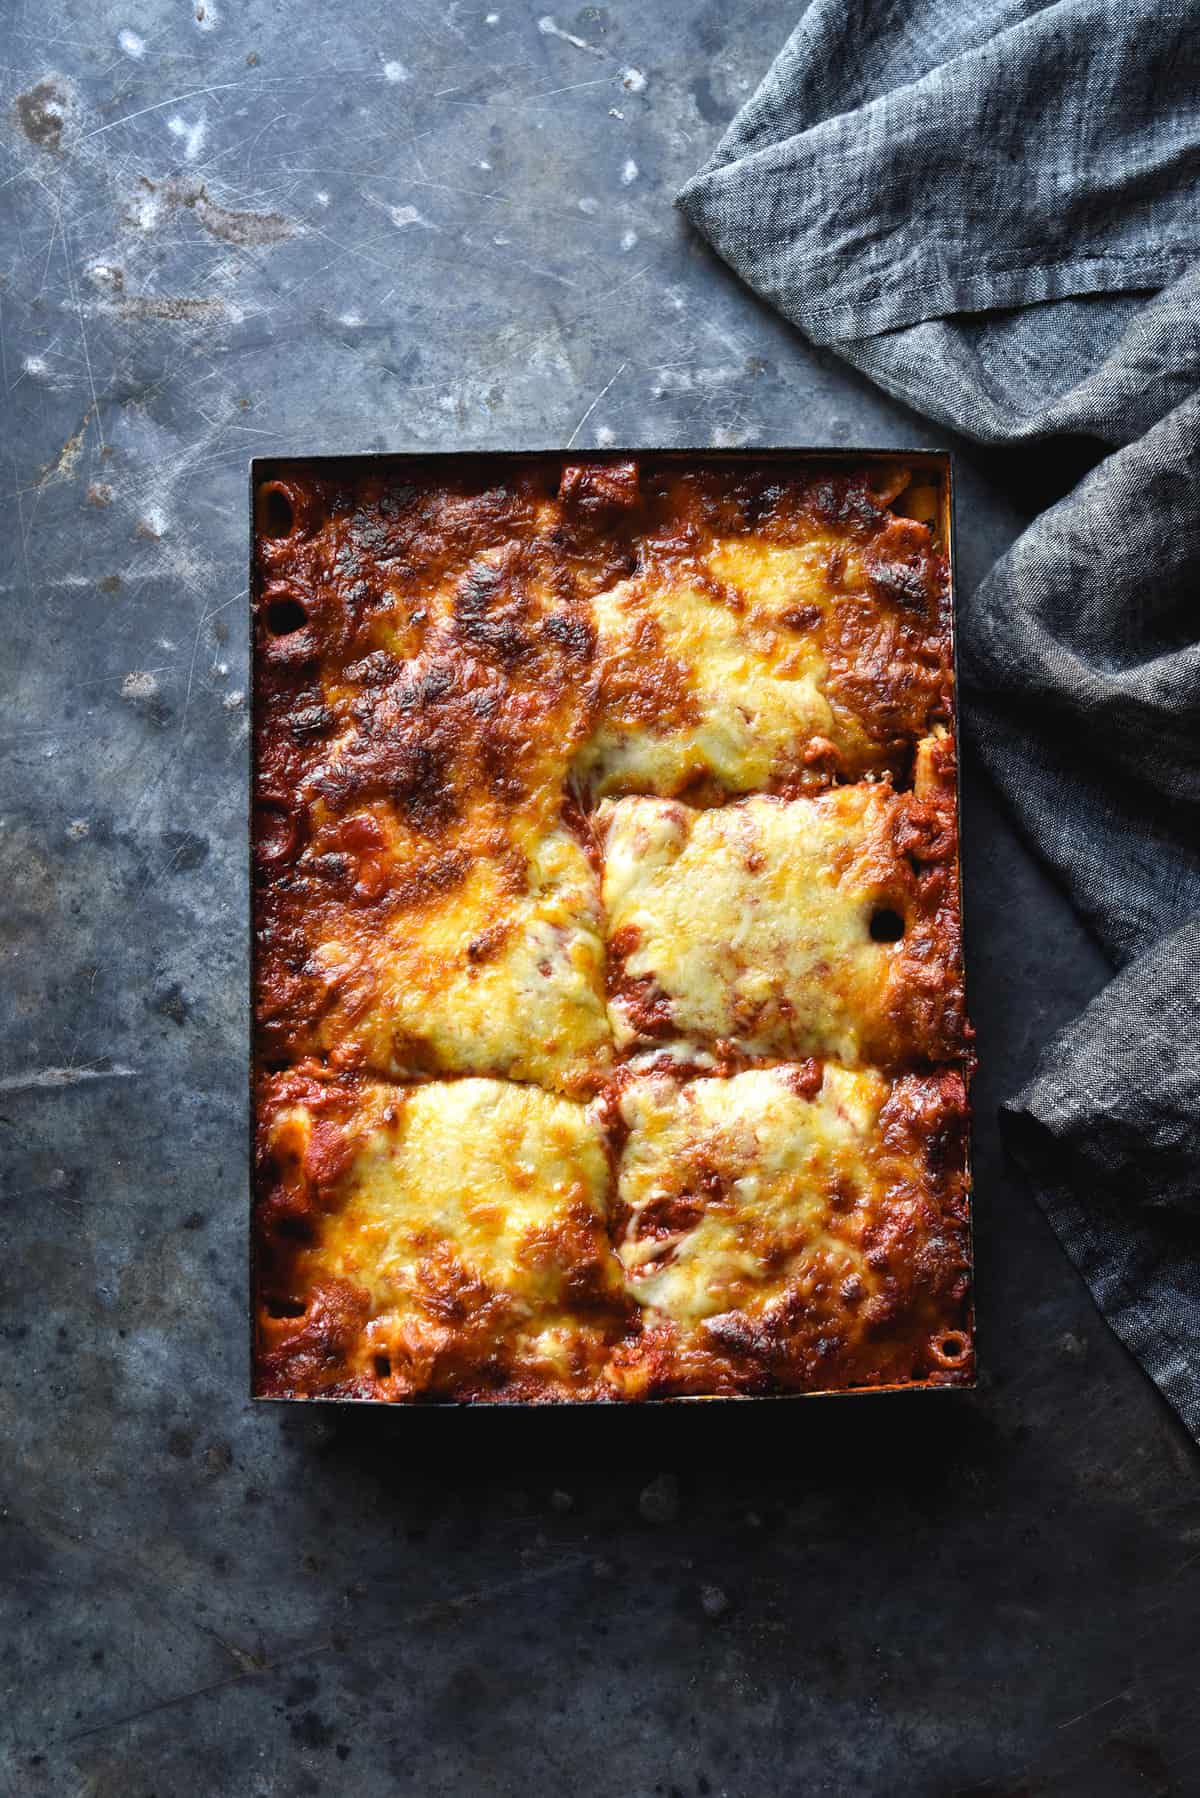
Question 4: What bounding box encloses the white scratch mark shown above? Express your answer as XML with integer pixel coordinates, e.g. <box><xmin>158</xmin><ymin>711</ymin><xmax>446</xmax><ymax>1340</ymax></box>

<box><xmin>62</xmin><ymin>221</ymin><xmax>104</xmax><ymax>450</ymax></box>
<box><xmin>537</xmin><ymin>15</ymin><xmax>601</xmax><ymax>54</ymax></box>
<box><xmin>566</xmin><ymin>360</ymin><xmax>628</xmax><ymax>448</ymax></box>
<box><xmin>117</xmin><ymin>28</ymin><xmax>146</xmax><ymax>58</ymax></box>
<box><xmin>180</xmin><ymin>619</ymin><xmax>204</xmax><ymax>738</ymax></box>
<box><xmin>622</xmin><ymin>67</ymin><xmax>647</xmax><ymax>92</ymax></box>
<box><xmin>621</xmin><ymin>158</ymin><xmax>639</xmax><ymax>185</ymax></box>
<box><xmin>0</xmin><ymin>1065</ymin><xmax>139</xmax><ymax>1094</ymax></box>
<box><xmin>167</xmin><ymin>114</ymin><xmax>207</xmax><ymax>163</ymax></box>
<box><xmin>563</xmin><ymin>262</ymin><xmax>650</xmax><ymax>324</ymax></box>
<box><xmin>524</xmin><ymin>77</ymin><xmax>610</xmax><ymax>101</ymax></box>
<box><xmin>73</xmin><ymin>83</ymin><xmax>247</xmax><ymax>147</ymax></box>
<box><xmin>1057</xmin><ymin>1689</ymin><xmax>1131</xmax><ymax>1733</ymax></box>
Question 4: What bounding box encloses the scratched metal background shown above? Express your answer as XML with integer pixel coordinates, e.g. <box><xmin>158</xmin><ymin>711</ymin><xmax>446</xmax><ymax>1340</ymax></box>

<box><xmin>2</xmin><ymin>3</ymin><xmax>1198</xmax><ymax>1795</ymax></box>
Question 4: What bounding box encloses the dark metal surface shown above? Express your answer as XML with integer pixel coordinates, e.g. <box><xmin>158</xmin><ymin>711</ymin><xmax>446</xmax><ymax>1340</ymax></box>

<box><xmin>2</xmin><ymin>4</ymin><xmax>1198</xmax><ymax>1794</ymax></box>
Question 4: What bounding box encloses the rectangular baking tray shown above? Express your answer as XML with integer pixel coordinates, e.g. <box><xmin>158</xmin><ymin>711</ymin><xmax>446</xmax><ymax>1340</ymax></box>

<box><xmin>247</xmin><ymin>446</ymin><xmax>974</xmax><ymax>1408</ymax></box>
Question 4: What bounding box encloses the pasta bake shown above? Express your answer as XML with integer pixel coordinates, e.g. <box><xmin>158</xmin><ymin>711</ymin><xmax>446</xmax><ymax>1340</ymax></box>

<box><xmin>252</xmin><ymin>452</ymin><xmax>973</xmax><ymax>1402</ymax></box>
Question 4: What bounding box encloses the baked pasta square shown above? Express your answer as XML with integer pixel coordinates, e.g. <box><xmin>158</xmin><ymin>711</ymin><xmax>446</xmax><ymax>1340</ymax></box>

<box><xmin>255</xmin><ymin>1073</ymin><xmax>629</xmax><ymax>1401</ymax></box>
<box><xmin>576</xmin><ymin>473</ymin><xmax>951</xmax><ymax>803</ymax></box>
<box><xmin>253</xmin><ymin>465</ymin><xmax>615</xmax><ymax>1097</ymax></box>
<box><xmin>252</xmin><ymin>452</ymin><xmax>973</xmax><ymax>1403</ymax></box>
<box><xmin>599</xmin><ymin>767</ymin><xmax>964</xmax><ymax>1070</ymax></box>
<box><xmin>608</xmin><ymin>1063</ymin><xmax>972</xmax><ymax>1397</ymax></box>
<box><xmin>255</xmin><ymin>797</ymin><xmax>611</xmax><ymax>1096</ymax></box>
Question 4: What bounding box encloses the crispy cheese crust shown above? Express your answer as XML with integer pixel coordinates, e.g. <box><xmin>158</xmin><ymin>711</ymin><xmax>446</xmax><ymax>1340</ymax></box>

<box><xmin>253</xmin><ymin>455</ymin><xmax>972</xmax><ymax>1402</ymax></box>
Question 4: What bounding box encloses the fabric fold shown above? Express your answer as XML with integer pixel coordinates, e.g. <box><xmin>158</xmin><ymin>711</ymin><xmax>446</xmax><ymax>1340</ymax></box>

<box><xmin>1005</xmin><ymin>917</ymin><xmax>1200</xmax><ymax>1438</ymax></box>
<box><xmin>679</xmin><ymin>0</ymin><xmax>1200</xmax><ymax>348</ymax></box>
<box><xmin>679</xmin><ymin>0</ymin><xmax>1200</xmax><ymax>1437</ymax></box>
<box><xmin>963</xmin><ymin>391</ymin><xmax>1200</xmax><ymax>965</ymax></box>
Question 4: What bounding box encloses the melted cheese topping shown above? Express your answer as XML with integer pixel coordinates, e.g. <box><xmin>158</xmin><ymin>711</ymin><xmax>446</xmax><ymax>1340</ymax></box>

<box><xmin>600</xmin><ymin>789</ymin><xmax>906</xmax><ymax>1064</ymax></box>
<box><xmin>575</xmin><ymin>536</ymin><xmax>885</xmax><ymax>800</ymax></box>
<box><xmin>265</xmin><ymin>1078</ymin><xmax>622</xmax><ymax>1393</ymax></box>
<box><xmin>299</xmin><ymin>820</ymin><xmax>611</xmax><ymax>1095</ymax></box>
<box><xmin>705</xmin><ymin>536</ymin><xmax>863</xmax><ymax>608</ymax></box>
<box><xmin>254</xmin><ymin>457</ymin><xmax>970</xmax><ymax>1403</ymax></box>
<box><xmin>616</xmin><ymin>1066</ymin><xmax>885</xmax><ymax>1325</ymax></box>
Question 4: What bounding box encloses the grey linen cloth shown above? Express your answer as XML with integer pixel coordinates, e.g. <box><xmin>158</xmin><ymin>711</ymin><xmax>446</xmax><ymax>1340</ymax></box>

<box><xmin>677</xmin><ymin>0</ymin><xmax>1200</xmax><ymax>1435</ymax></box>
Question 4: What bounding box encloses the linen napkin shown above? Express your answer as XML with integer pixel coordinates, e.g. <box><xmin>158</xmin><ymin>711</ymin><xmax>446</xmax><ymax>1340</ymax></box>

<box><xmin>678</xmin><ymin>0</ymin><xmax>1200</xmax><ymax>1436</ymax></box>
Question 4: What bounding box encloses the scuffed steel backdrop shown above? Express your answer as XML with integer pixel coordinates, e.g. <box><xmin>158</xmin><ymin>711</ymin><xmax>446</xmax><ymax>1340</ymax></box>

<box><xmin>2</xmin><ymin>4</ymin><xmax>1198</xmax><ymax>1796</ymax></box>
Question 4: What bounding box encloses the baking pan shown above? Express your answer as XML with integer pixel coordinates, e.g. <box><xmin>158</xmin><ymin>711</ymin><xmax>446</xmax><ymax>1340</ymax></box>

<box><xmin>247</xmin><ymin>446</ymin><xmax>974</xmax><ymax>1407</ymax></box>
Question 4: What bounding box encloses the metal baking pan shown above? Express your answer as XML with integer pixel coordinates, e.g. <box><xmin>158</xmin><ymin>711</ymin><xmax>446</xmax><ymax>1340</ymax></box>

<box><xmin>247</xmin><ymin>446</ymin><xmax>974</xmax><ymax>1408</ymax></box>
